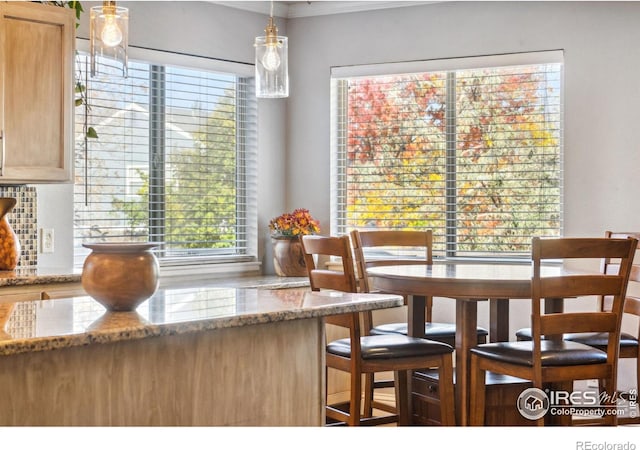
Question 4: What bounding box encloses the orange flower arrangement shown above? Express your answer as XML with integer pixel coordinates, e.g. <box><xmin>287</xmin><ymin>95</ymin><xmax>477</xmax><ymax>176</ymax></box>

<box><xmin>269</xmin><ymin>208</ymin><xmax>320</xmax><ymax>238</ymax></box>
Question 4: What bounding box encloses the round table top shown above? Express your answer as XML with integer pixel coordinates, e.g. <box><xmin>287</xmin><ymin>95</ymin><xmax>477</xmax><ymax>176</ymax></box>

<box><xmin>367</xmin><ymin>262</ymin><xmax>567</xmax><ymax>299</ymax></box>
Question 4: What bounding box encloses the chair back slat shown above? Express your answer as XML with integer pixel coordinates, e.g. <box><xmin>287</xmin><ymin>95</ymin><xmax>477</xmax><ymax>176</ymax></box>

<box><xmin>540</xmin><ymin>312</ymin><xmax>617</xmax><ymax>336</ymax></box>
<box><xmin>308</xmin><ymin>270</ymin><xmax>357</xmax><ymax>294</ymax></box>
<box><xmin>324</xmin><ymin>310</ymin><xmax>358</xmax><ymax>328</ymax></box>
<box><xmin>364</xmin><ymin>259</ymin><xmax>428</xmax><ymax>268</ymax></box>
<box><xmin>624</xmin><ymin>296</ymin><xmax>640</xmax><ymax>316</ymax></box>
<box><xmin>539</xmin><ymin>275</ymin><xmax>625</xmax><ymax>299</ymax></box>
<box><xmin>607</xmin><ymin>231</ymin><xmax>640</xmax><ymax>241</ymax></box>
<box><xmin>534</xmin><ymin>237</ymin><xmax>638</xmax><ymax>260</ymax></box>
<box><xmin>354</xmin><ymin>230</ymin><xmax>433</xmax><ymax>253</ymax></box>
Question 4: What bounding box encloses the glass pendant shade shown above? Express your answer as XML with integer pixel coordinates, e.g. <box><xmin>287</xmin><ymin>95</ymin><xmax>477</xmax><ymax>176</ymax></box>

<box><xmin>90</xmin><ymin>1</ymin><xmax>129</xmax><ymax>78</ymax></box>
<box><xmin>255</xmin><ymin>17</ymin><xmax>289</xmax><ymax>98</ymax></box>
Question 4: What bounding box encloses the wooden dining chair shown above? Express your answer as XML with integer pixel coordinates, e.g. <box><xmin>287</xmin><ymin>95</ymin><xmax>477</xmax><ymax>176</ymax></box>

<box><xmin>300</xmin><ymin>234</ymin><xmax>456</xmax><ymax>426</ymax></box>
<box><xmin>469</xmin><ymin>236</ymin><xmax>637</xmax><ymax>426</ymax></box>
<box><xmin>515</xmin><ymin>231</ymin><xmax>640</xmax><ymax>424</ymax></box>
<box><xmin>350</xmin><ymin>229</ymin><xmax>488</xmax><ymax>416</ymax></box>
<box><xmin>351</xmin><ymin>229</ymin><xmax>489</xmax><ymax>344</ymax></box>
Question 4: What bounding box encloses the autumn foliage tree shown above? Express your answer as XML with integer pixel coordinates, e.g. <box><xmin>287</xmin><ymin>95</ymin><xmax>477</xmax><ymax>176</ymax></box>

<box><xmin>343</xmin><ymin>64</ymin><xmax>561</xmax><ymax>256</ymax></box>
<box><xmin>346</xmin><ymin>73</ymin><xmax>447</xmax><ymax>231</ymax></box>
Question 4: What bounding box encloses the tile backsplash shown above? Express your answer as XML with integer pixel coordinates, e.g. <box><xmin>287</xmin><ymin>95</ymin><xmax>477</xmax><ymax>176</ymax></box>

<box><xmin>0</xmin><ymin>186</ymin><xmax>37</xmax><ymax>268</ymax></box>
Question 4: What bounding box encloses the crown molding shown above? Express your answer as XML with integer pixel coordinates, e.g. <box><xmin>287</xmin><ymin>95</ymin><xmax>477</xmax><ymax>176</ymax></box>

<box><xmin>213</xmin><ymin>1</ymin><xmax>433</xmax><ymax>19</ymax></box>
<box><xmin>214</xmin><ymin>1</ymin><xmax>290</xmax><ymax>18</ymax></box>
<box><xmin>287</xmin><ymin>1</ymin><xmax>432</xmax><ymax>18</ymax></box>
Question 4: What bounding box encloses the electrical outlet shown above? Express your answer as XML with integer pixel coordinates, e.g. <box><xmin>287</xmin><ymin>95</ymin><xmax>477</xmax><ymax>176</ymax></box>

<box><xmin>40</xmin><ymin>228</ymin><xmax>54</xmax><ymax>254</ymax></box>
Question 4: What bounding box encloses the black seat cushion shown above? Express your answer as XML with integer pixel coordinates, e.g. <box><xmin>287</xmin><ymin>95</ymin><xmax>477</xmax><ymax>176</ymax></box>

<box><xmin>515</xmin><ymin>327</ymin><xmax>638</xmax><ymax>349</ymax></box>
<box><xmin>514</xmin><ymin>328</ymin><xmax>532</xmax><ymax>341</ymax></box>
<box><xmin>371</xmin><ymin>321</ymin><xmax>489</xmax><ymax>339</ymax></box>
<box><xmin>327</xmin><ymin>334</ymin><xmax>453</xmax><ymax>360</ymax></box>
<box><xmin>470</xmin><ymin>340</ymin><xmax>607</xmax><ymax>367</ymax></box>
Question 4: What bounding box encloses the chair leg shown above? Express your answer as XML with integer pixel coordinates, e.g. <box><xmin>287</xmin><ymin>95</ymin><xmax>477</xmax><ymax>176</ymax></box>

<box><xmin>363</xmin><ymin>373</ymin><xmax>375</xmax><ymax>418</ymax></box>
<box><xmin>597</xmin><ymin>378</ymin><xmax>605</xmax><ymax>397</ymax></box>
<box><xmin>609</xmin><ymin>356</ymin><xmax>640</xmax><ymax>425</ymax></box>
<box><xmin>591</xmin><ymin>378</ymin><xmax>617</xmax><ymax>426</ymax></box>
<box><xmin>438</xmin><ymin>353</ymin><xmax>456</xmax><ymax>426</ymax></box>
<box><xmin>394</xmin><ymin>369</ymin><xmax>411</xmax><ymax>425</ymax></box>
<box><xmin>603</xmin><ymin>376</ymin><xmax>618</xmax><ymax>426</ymax></box>
<box><xmin>349</xmin><ymin>368</ymin><xmax>362</xmax><ymax>426</ymax></box>
<box><xmin>426</xmin><ymin>296</ymin><xmax>433</xmax><ymax>323</ymax></box>
<box><xmin>324</xmin><ymin>364</ymin><xmax>331</xmax><ymax>425</ymax></box>
<box><xmin>532</xmin><ymin>381</ymin><xmax>545</xmax><ymax>426</ymax></box>
<box><xmin>554</xmin><ymin>381</ymin><xmax>573</xmax><ymax>426</ymax></box>
<box><xmin>469</xmin><ymin>354</ymin><xmax>486</xmax><ymax>426</ymax></box>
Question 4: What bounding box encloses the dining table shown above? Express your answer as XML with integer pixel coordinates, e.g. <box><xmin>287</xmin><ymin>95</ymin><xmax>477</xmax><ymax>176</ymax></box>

<box><xmin>367</xmin><ymin>261</ymin><xmax>569</xmax><ymax>426</ymax></box>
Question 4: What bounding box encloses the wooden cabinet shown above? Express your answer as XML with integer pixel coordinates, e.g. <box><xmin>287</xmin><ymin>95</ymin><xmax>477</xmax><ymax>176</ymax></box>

<box><xmin>412</xmin><ymin>369</ymin><xmax>533</xmax><ymax>426</ymax></box>
<box><xmin>0</xmin><ymin>2</ymin><xmax>74</xmax><ymax>183</ymax></box>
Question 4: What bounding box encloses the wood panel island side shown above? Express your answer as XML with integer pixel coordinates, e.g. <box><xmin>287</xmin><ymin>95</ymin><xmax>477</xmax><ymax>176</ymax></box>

<box><xmin>0</xmin><ymin>286</ymin><xmax>403</xmax><ymax>426</ymax></box>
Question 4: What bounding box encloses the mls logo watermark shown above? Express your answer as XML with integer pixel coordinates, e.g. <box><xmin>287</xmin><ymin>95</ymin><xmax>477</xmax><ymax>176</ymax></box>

<box><xmin>517</xmin><ymin>387</ymin><xmax>550</xmax><ymax>420</ymax></box>
<box><xmin>516</xmin><ymin>387</ymin><xmax>638</xmax><ymax>420</ymax></box>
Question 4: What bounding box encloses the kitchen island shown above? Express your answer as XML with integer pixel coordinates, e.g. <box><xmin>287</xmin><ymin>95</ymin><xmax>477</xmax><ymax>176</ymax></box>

<box><xmin>0</xmin><ymin>286</ymin><xmax>403</xmax><ymax>426</ymax></box>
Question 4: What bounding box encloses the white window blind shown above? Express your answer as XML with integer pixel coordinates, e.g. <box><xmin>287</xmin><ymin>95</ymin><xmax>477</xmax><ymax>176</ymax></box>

<box><xmin>74</xmin><ymin>52</ymin><xmax>257</xmax><ymax>266</ymax></box>
<box><xmin>331</xmin><ymin>52</ymin><xmax>563</xmax><ymax>258</ymax></box>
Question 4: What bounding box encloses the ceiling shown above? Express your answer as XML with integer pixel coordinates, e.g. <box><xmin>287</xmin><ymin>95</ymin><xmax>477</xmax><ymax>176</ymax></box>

<box><xmin>214</xmin><ymin>1</ymin><xmax>432</xmax><ymax>19</ymax></box>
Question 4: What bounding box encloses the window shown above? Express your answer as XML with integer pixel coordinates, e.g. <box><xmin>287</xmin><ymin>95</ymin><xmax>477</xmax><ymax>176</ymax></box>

<box><xmin>74</xmin><ymin>51</ymin><xmax>257</xmax><ymax>266</ymax></box>
<box><xmin>331</xmin><ymin>52</ymin><xmax>563</xmax><ymax>258</ymax></box>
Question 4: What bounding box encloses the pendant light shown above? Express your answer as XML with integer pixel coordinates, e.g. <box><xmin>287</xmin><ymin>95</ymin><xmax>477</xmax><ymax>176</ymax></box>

<box><xmin>90</xmin><ymin>1</ymin><xmax>129</xmax><ymax>78</ymax></box>
<box><xmin>254</xmin><ymin>1</ymin><xmax>289</xmax><ymax>98</ymax></box>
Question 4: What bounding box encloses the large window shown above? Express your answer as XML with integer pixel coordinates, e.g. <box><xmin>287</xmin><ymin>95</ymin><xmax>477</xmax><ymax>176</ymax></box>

<box><xmin>74</xmin><ymin>51</ymin><xmax>257</xmax><ymax>266</ymax></box>
<box><xmin>331</xmin><ymin>52</ymin><xmax>563</xmax><ymax>258</ymax></box>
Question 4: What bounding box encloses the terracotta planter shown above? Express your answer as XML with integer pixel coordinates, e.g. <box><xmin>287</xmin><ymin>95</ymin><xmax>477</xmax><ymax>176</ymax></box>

<box><xmin>81</xmin><ymin>242</ymin><xmax>159</xmax><ymax>311</ymax></box>
<box><xmin>271</xmin><ymin>236</ymin><xmax>308</xmax><ymax>277</ymax></box>
<box><xmin>0</xmin><ymin>198</ymin><xmax>20</xmax><ymax>271</ymax></box>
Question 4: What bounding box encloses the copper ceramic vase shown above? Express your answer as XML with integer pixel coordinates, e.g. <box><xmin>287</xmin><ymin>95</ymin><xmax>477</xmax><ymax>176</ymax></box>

<box><xmin>82</xmin><ymin>242</ymin><xmax>159</xmax><ymax>311</ymax></box>
<box><xmin>271</xmin><ymin>236</ymin><xmax>308</xmax><ymax>277</ymax></box>
<box><xmin>0</xmin><ymin>198</ymin><xmax>20</xmax><ymax>271</ymax></box>
<box><xmin>87</xmin><ymin>310</ymin><xmax>149</xmax><ymax>332</ymax></box>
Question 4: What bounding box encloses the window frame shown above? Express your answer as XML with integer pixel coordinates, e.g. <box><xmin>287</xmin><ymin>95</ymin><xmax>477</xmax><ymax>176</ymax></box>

<box><xmin>73</xmin><ymin>42</ymin><xmax>259</xmax><ymax>270</ymax></box>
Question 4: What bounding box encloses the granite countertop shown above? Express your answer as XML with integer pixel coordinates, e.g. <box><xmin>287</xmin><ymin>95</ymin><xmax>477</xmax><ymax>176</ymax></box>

<box><xmin>0</xmin><ymin>286</ymin><xmax>403</xmax><ymax>356</ymax></box>
<box><xmin>0</xmin><ymin>267</ymin><xmax>81</xmax><ymax>287</ymax></box>
<box><xmin>159</xmin><ymin>274</ymin><xmax>312</xmax><ymax>290</ymax></box>
<box><xmin>0</xmin><ymin>267</ymin><xmax>310</xmax><ymax>289</ymax></box>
